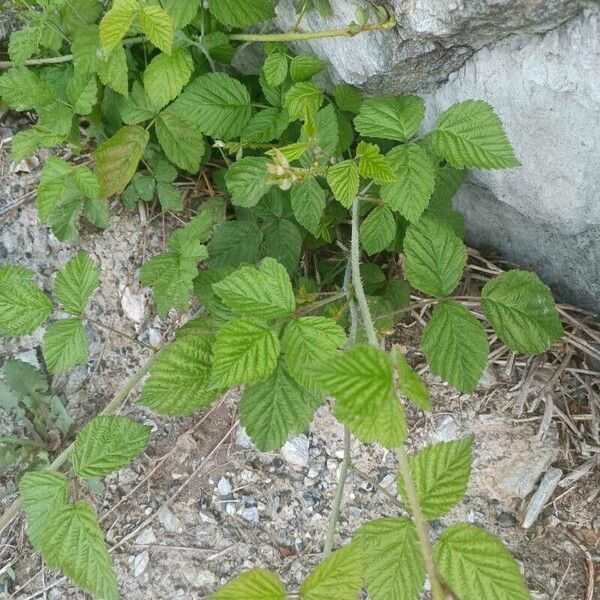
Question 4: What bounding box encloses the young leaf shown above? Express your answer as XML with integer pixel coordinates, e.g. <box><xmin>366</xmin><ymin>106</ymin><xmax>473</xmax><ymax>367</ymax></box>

<box><xmin>72</xmin><ymin>415</ymin><xmax>150</xmax><ymax>478</ymax></box>
<box><xmin>403</xmin><ymin>214</ymin><xmax>467</xmax><ymax>297</ymax></box>
<box><xmin>360</xmin><ymin>205</ymin><xmax>396</xmax><ymax>255</ymax></box>
<box><xmin>210</xmin><ymin>318</ymin><xmax>280</xmax><ymax>388</ymax></box>
<box><xmin>144</xmin><ymin>48</ymin><xmax>193</xmax><ymax>108</ymax></box>
<box><xmin>207</xmin><ymin>0</ymin><xmax>275</xmax><ymax>27</ymax></box>
<box><xmin>240</xmin><ymin>360</ymin><xmax>322</xmax><ymax>451</ymax></box>
<box><xmin>213</xmin><ymin>258</ymin><xmax>295</xmax><ymax>321</ymax></box>
<box><xmin>354</xmin><ymin>95</ymin><xmax>425</xmax><ymax>141</ymax></box>
<box><xmin>155</xmin><ymin>108</ymin><xmax>205</xmax><ymax>173</ymax></box>
<box><xmin>262</xmin><ymin>52</ymin><xmax>288</xmax><ymax>88</ymax></box>
<box><xmin>397</xmin><ymin>437</ymin><xmax>473</xmax><ymax>519</ymax></box>
<box><xmin>242</xmin><ymin>108</ymin><xmax>290</xmax><ymax>143</ymax></box>
<box><xmin>55</xmin><ymin>252</ymin><xmax>100</xmax><ymax>316</ymax></box>
<box><xmin>208</xmin><ymin>569</ymin><xmax>285</xmax><ymax>600</ymax></box>
<box><xmin>284</xmin><ymin>82</ymin><xmax>324</xmax><ymax>121</ymax></box>
<box><xmin>225</xmin><ymin>157</ymin><xmax>272</xmax><ymax>207</ymax></box>
<box><xmin>139</xmin><ymin>335</ymin><xmax>221</xmax><ymax>415</ymax></box>
<box><xmin>381</xmin><ymin>144</ymin><xmax>435</xmax><ymax>222</ymax></box>
<box><xmin>0</xmin><ymin>266</ymin><xmax>53</xmax><ymax>336</ymax></box>
<box><xmin>43</xmin><ymin>318</ymin><xmax>89</xmax><ymax>374</ymax></box>
<box><xmin>432</xmin><ymin>100</ymin><xmax>519</xmax><ymax>169</ymax></box>
<box><xmin>326</xmin><ymin>160</ymin><xmax>360</xmax><ymax>209</ymax></box>
<box><xmin>139</xmin><ymin>5</ymin><xmax>173</xmax><ymax>54</ymax></box>
<box><xmin>422</xmin><ymin>300</ymin><xmax>489</xmax><ymax>394</ymax></box>
<box><xmin>355</xmin><ymin>517</ymin><xmax>426</xmax><ymax>600</ymax></box>
<box><xmin>99</xmin><ymin>0</ymin><xmax>139</xmax><ymax>54</ymax></box>
<box><xmin>291</xmin><ymin>177</ymin><xmax>326</xmax><ymax>235</ymax></box>
<box><xmin>290</xmin><ymin>55</ymin><xmax>326</xmax><ymax>82</ymax></box>
<box><xmin>393</xmin><ymin>349</ymin><xmax>431</xmax><ymax>411</ymax></box>
<box><xmin>356</xmin><ymin>141</ymin><xmax>395</xmax><ymax>183</ymax></box>
<box><xmin>300</xmin><ymin>544</ymin><xmax>363</xmax><ymax>600</ymax></box>
<box><xmin>481</xmin><ymin>270</ymin><xmax>563</xmax><ymax>355</ymax></box>
<box><xmin>207</xmin><ymin>221</ymin><xmax>263</xmax><ymax>268</ymax></box>
<box><xmin>434</xmin><ymin>524</ymin><xmax>532</xmax><ymax>600</ymax></box>
<box><xmin>93</xmin><ymin>125</ymin><xmax>149</xmax><ymax>198</ymax></box>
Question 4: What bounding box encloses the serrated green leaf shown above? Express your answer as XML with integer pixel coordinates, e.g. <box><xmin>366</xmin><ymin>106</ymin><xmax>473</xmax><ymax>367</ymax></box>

<box><xmin>263</xmin><ymin>218</ymin><xmax>303</xmax><ymax>274</ymax></box>
<box><xmin>39</xmin><ymin>501</ymin><xmax>118</xmax><ymax>600</ymax></box>
<box><xmin>84</xmin><ymin>197</ymin><xmax>110</xmax><ymax>229</ymax></box>
<box><xmin>50</xmin><ymin>199</ymin><xmax>82</xmax><ymax>242</ymax></box>
<box><xmin>134</xmin><ymin>173</ymin><xmax>155</xmax><ymax>201</ymax></box>
<box><xmin>381</xmin><ymin>144</ymin><xmax>435</xmax><ymax>222</ymax></box>
<box><xmin>94</xmin><ymin>125</ymin><xmax>149</xmax><ymax>198</ymax></box>
<box><xmin>422</xmin><ymin>300</ymin><xmax>489</xmax><ymax>393</ymax></box>
<box><xmin>404</xmin><ymin>214</ymin><xmax>467</xmax><ymax>297</ymax></box>
<box><xmin>354</xmin><ymin>96</ymin><xmax>425</xmax><ymax>142</ymax></box>
<box><xmin>72</xmin><ymin>415</ymin><xmax>150</xmax><ymax>478</ymax></box>
<box><xmin>360</xmin><ymin>205</ymin><xmax>396</xmax><ymax>255</ymax></box>
<box><xmin>0</xmin><ymin>266</ymin><xmax>53</xmax><ymax>336</ymax></box>
<box><xmin>393</xmin><ymin>349</ymin><xmax>431</xmax><ymax>411</ymax></box>
<box><xmin>326</xmin><ymin>160</ymin><xmax>359</xmax><ymax>209</ymax></box>
<box><xmin>144</xmin><ymin>48</ymin><xmax>193</xmax><ymax>108</ymax></box>
<box><xmin>300</xmin><ymin>544</ymin><xmax>362</xmax><ymax>600</ymax></box>
<box><xmin>432</xmin><ymin>100</ymin><xmax>519</xmax><ymax>169</ymax></box>
<box><xmin>61</xmin><ymin>0</ymin><xmax>103</xmax><ymax>34</ymax></box>
<box><xmin>156</xmin><ymin>181</ymin><xmax>182</xmax><ymax>211</ymax></box>
<box><xmin>242</xmin><ymin>108</ymin><xmax>289</xmax><ymax>143</ymax></box>
<box><xmin>72</xmin><ymin>25</ymin><xmax>101</xmax><ymax>75</ymax></box>
<box><xmin>0</xmin><ymin>67</ymin><xmax>53</xmax><ymax>111</ymax></box>
<box><xmin>210</xmin><ymin>318</ymin><xmax>279</xmax><ymax>388</ymax></box>
<box><xmin>302</xmin><ymin>104</ymin><xmax>339</xmax><ymax>164</ymax></box>
<box><xmin>9</xmin><ymin>25</ymin><xmax>39</xmax><ymax>65</ymax></box>
<box><xmin>355</xmin><ymin>517</ymin><xmax>425</xmax><ymax>600</ymax></box>
<box><xmin>99</xmin><ymin>0</ymin><xmax>138</xmax><ymax>53</ymax></box>
<box><xmin>55</xmin><ymin>252</ymin><xmax>100</xmax><ymax>316</ymax></box>
<box><xmin>284</xmin><ymin>82</ymin><xmax>324</xmax><ymax>121</ymax></box>
<box><xmin>291</xmin><ymin>177</ymin><xmax>326</xmax><ymax>235</ymax></box>
<box><xmin>207</xmin><ymin>0</ymin><xmax>275</xmax><ymax>27</ymax></box>
<box><xmin>97</xmin><ymin>44</ymin><xmax>129</xmax><ymax>96</ymax></box>
<box><xmin>481</xmin><ymin>270</ymin><xmax>563</xmax><ymax>354</ymax></box>
<box><xmin>120</xmin><ymin>81</ymin><xmax>159</xmax><ymax>124</ymax></box>
<box><xmin>155</xmin><ymin>108</ymin><xmax>205</xmax><ymax>174</ymax></box>
<box><xmin>208</xmin><ymin>569</ymin><xmax>285</xmax><ymax>600</ymax></box>
<box><xmin>263</xmin><ymin>53</ymin><xmax>288</xmax><ymax>88</ymax></box>
<box><xmin>43</xmin><ymin>318</ymin><xmax>89</xmax><ymax>374</ymax></box>
<box><xmin>225</xmin><ymin>157</ymin><xmax>272</xmax><ymax>207</ymax></box>
<box><xmin>66</xmin><ymin>73</ymin><xmax>97</xmax><ymax>115</ymax></box>
<box><xmin>290</xmin><ymin>55</ymin><xmax>326</xmax><ymax>82</ymax></box>
<box><xmin>207</xmin><ymin>221</ymin><xmax>263</xmax><ymax>268</ymax></box>
<box><xmin>162</xmin><ymin>0</ymin><xmax>199</xmax><ymax>27</ymax></box>
<box><xmin>11</xmin><ymin>129</ymin><xmax>40</xmax><ymax>164</ymax></box>
<box><xmin>435</xmin><ymin>524</ymin><xmax>531</xmax><ymax>600</ymax></box>
<box><xmin>356</xmin><ymin>141</ymin><xmax>395</xmax><ymax>182</ymax></box>
<box><xmin>334</xmin><ymin>84</ymin><xmax>363</xmax><ymax>114</ymax></box>
<box><xmin>398</xmin><ymin>437</ymin><xmax>473</xmax><ymax>519</ymax></box>
<box><xmin>139</xmin><ymin>5</ymin><xmax>173</xmax><ymax>54</ymax></box>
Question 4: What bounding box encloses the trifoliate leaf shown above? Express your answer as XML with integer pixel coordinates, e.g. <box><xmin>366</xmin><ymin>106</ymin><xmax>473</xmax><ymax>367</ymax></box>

<box><xmin>291</xmin><ymin>177</ymin><xmax>326</xmax><ymax>235</ymax></box>
<box><xmin>99</xmin><ymin>0</ymin><xmax>139</xmax><ymax>54</ymax></box>
<box><xmin>155</xmin><ymin>108</ymin><xmax>205</xmax><ymax>173</ymax></box>
<box><xmin>8</xmin><ymin>25</ymin><xmax>39</xmax><ymax>65</ymax></box>
<box><xmin>213</xmin><ymin>258</ymin><xmax>295</xmax><ymax>321</ymax></box>
<box><xmin>139</xmin><ymin>334</ymin><xmax>222</xmax><ymax>415</ymax></box>
<box><xmin>481</xmin><ymin>270</ymin><xmax>563</xmax><ymax>354</ymax></box>
<box><xmin>355</xmin><ymin>517</ymin><xmax>425</xmax><ymax>600</ymax></box>
<box><xmin>432</xmin><ymin>100</ymin><xmax>519</xmax><ymax>169</ymax></box>
<box><xmin>360</xmin><ymin>205</ymin><xmax>396</xmax><ymax>255</ymax></box>
<box><xmin>393</xmin><ymin>349</ymin><xmax>431</xmax><ymax>411</ymax></box>
<box><xmin>263</xmin><ymin>218</ymin><xmax>303</xmax><ymax>274</ymax></box>
<box><xmin>162</xmin><ymin>0</ymin><xmax>199</xmax><ymax>28</ymax></box>
<box><xmin>381</xmin><ymin>144</ymin><xmax>435</xmax><ymax>222</ymax></box>
<box><xmin>290</xmin><ymin>55</ymin><xmax>326</xmax><ymax>82</ymax></box>
<box><xmin>354</xmin><ymin>95</ymin><xmax>425</xmax><ymax>141</ymax></box>
<box><xmin>55</xmin><ymin>252</ymin><xmax>100</xmax><ymax>316</ymax></box>
<box><xmin>66</xmin><ymin>73</ymin><xmax>97</xmax><ymax>115</ymax></box>
<box><xmin>422</xmin><ymin>300</ymin><xmax>489</xmax><ymax>393</ymax></box>
<box><xmin>97</xmin><ymin>44</ymin><xmax>128</xmax><ymax>96</ymax></box>
<box><xmin>72</xmin><ymin>415</ymin><xmax>150</xmax><ymax>478</ymax></box>
<box><xmin>398</xmin><ymin>437</ymin><xmax>473</xmax><ymax>519</ymax></box>
<box><xmin>242</xmin><ymin>108</ymin><xmax>289</xmax><ymax>143</ymax></box>
<box><xmin>43</xmin><ymin>318</ymin><xmax>89</xmax><ymax>374</ymax></box>
<box><xmin>208</xmin><ymin>569</ymin><xmax>285</xmax><ymax>600</ymax></box>
<box><xmin>120</xmin><ymin>81</ymin><xmax>159</xmax><ymax>124</ymax></box>
<box><xmin>139</xmin><ymin>5</ymin><xmax>173</xmax><ymax>54</ymax></box>
<box><xmin>93</xmin><ymin>125</ymin><xmax>149</xmax><ymax>198</ymax></box>
<box><xmin>210</xmin><ymin>318</ymin><xmax>280</xmax><ymax>388</ymax></box>
<box><xmin>20</xmin><ymin>471</ymin><xmax>68</xmax><ymax>551</ymax></box>
<box><xmin>300</xmin><ymin>544</ymin><xmax>362</xmax><ymax>600</ymax></box>
<box><xmin>434</xmin><ymin>524</ymin><xmax>532</xmax><ymax>600</ymax></box>
<box><xmin>241</xmin><ymin>360</ymin><xmax>322</xmax><ymax>451</ymax></box>
<box><xmin>207</xmin><ymin>221</ymin><xmax>263</xmax><ymax>268</ymax></box>
<box><xmin>262</xmin><ymin>52</ymin><xmax>288</xmax><ymax>88</ymax></box>
<box><xmin>404</xmin><ymin>214</ymin><xmax>467</xmax><ymax>297</ymax></box>
<box><xmin>356</xmin><ymin>141</ymin><xmax>395</xmax><ymax>182</ymax></box>
<box><xmin>0</xmin><ymin>266</ymin><xmax>53</xmax><ymax>336</ymax></box>
<box><xmin>225</xmin><ymin>157</ymin><xmax>271</xmax><ymax>207</ymax></box>
<box><xmin>284</xmin><ymin>82</ymin><xmax>324</xmax><ymax>121</ymax></box>
<box><xmin>334</xmin><ymin>84</ymin><xmax>363</xmax><ymax>114</ymax></box>
<box><xmin>327</xmin><ymin>160</ymin><xmax>359</xmax><ymax>209</ymax></box>
<box><xmin>39</xmin><ymin>501</ymin><xmax>118</xmax><ymax>600</ymax></box>
<box><xmin>144</xmin><ymin>48</ymin><xmax>193</xmax><ymax>108</ymax></box>
<box><xmin>170</xmin><ymin>73</ymin><xmax>252</xmax><ymax>140</ymax></box>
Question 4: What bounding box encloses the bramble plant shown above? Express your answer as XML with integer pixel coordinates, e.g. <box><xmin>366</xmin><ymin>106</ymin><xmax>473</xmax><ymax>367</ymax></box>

<box><xmin>0</xmin><ymin>1</ymin><xmax>565</xmax><ymax>599</ymax></box>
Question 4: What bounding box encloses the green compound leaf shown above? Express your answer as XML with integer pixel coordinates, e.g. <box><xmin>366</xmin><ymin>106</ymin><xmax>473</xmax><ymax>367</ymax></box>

<box><xmin>139</xmin><ymin>334</ymin><xmax>222</xmax><ymax>415</ymax></box>
<box><xmin>225</xmin><ymin>157</ymin><xmax>272</xmax><ymax>207</ymax></box>
<box><xmin>43</xmin><ymin>318</ymin><xmax>89</xmax><ymax>374</ymax></box>
<box><xmin>39</xmin><ymin>501</ymin><xmax>118</xmax><ymax>600</ymax></box>
<box><xmin>393</xmin><ymin>349</ymin><xmax>431</xmax><ymax>411</ymax></box>
<box><xmin>0</xmin><ymin>266</ymin><xmax>52</xmax><ymax>336</ymax></box>
<box><xmin>207</xmin><ymin>0</ymin><xmax>275</xmax><ymax>27</ymax></box>
<box><xmin>432</xmin><ymin>100</ymin><xmax>519</xmax><ymax>169</ymax></box>
<box><xmin>240</xmin><ymin>360</ymin><xmax>322</xmax><ymax>452</ymax></box>
<box><xmin>55</xmin><ymin>252</ymin><xmax>100</xmax><ymax>316</ymax></box>
<box><xmin>99</xmin><ymin>0</ymin><xmax>138</xmax><ymax>54</ymax></box>
<box><xmin>397</xmin><ymin>437</ymin><xmax>474</xmax><ymax>519</ymax></box>
<box><xmin>481</xmin><ymin>270</ymin><xmax>563</xmax><ymax>355</ymax></box>
<box><xmin>300</xmin><ymin>543</ymin><xmax>363</xmax><ymax>600</ymax></box>
<box><xmin>93</xmin><ymin>125</ymin><xmax>149</xmax><ymax>198</ymax></box>
<box><xmin>291</xmin><ymin>177</ymin><xmax>326</xmax><ymax>235</ymax></box>
<box><xmin>155</xmin><ymin>108</ymin><xmax>205</xmax><ymax>174</ymax></box>
<box><xmin>213</xmin><ymin>258</ymin><xmax>295</xmax><ymax>321</ymax></box>
<box><xmin>262</xmin><ymin>52</ymin><xmax>288</xmax><ymax>88</ymax></box>
<box><xmin>289</xmin><ymin>55</ymin><xmax>326</xmax><ymax>82</ymax></box>
<box><xmin>210</xmin><ymin>318</ymin><xmax>280</xmax><ymax>388</ymax></box>
<box><xmin>360</xmin><ymin>205</ymin><xmax>396</xmax><ymax>255</ymax></box>
<box><xmin>354</xmin><ymin>95</ymin><xmax>425</xmax><ymax>142</ymax></box>
<box><xmin>356</xmin><ymin>141</ymin><xmax>395</xmax><ymax>183</ymax></box>
<box><xmin>208</xmin><ymin>569</ymin><xmax>285</xmax><ymax>600</ymax></box>
<box><xmin>422</xmin><ymin>300</ymin><xmax>489</xmax><ymax>394</ymax></box>
<box><xmin>284</xmin><ymin>81</ymin><xmax>324</xmax><ymax>121</ymax></box>
<box><xmin>381</xmin><ymin>144</ymin><xmax>435</xmax><ymax>222</ymax></box>
<box><xmin>326</xmin><ymin>159</ymin><xmax>360</xmax><ymax>209</ymax></box>
<box><xmin>404</xmin><ymin>214</ymin><xmax>467</xmax><ymax>298</ymax></box>
<box><xmin>144</xmin><ymin>48</ymin><xmax>193</xmax><ymax>108</ymax></box>
<box><xmin>139</xmin><ymin>5</ymin><xmax>173</xmax><ymax>54</ymax></box>
<box><xmin>207</xmin><ymin>221</ymin><xmax>263</xmax><ymax>268</ymax></box>
<box><xmin>72</xmin><ymin>415</ymin><xmax>150</xmax><ymax>478</ymax></box>
<box><xmin>170</xmin><ymin>73</ymin><xmax>252</xmax><ymax>140</ymax></box>
<box><xmin>434</xmin><ymin>524</ymin><xmax>532</xmax><ymax>600</ymax></box>
<box><xmin>242</xmin><ymin>108</ymin><xmax>290</xmax><ymax>143</ymax></box>
<box><xmin>354</xmin><ymin>517</ymin><xmax>426</xmax><ymax>600</ymax></box>
<box><xmin>20</xmin><ymin>471</ymin><xmax>68</xmax><ymax>551</ymax></box>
